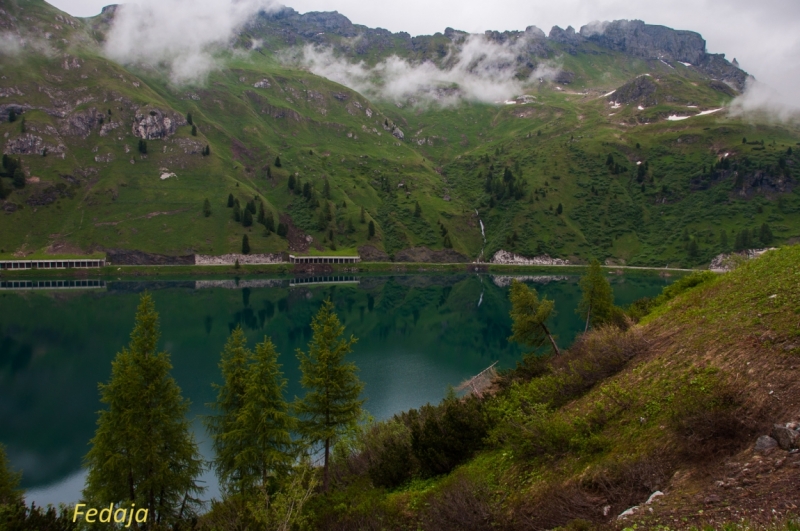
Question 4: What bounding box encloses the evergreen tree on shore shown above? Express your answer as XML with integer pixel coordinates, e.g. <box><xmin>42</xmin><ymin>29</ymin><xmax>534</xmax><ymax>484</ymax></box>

<box><xmin>83</xmin><ymin>294</ymin><xmax>203</xmax><ymax>526</ymax></box>
<box><xmin>294</xmin><ymin>300</ymin><xmax>364</xmax><ymax>491</ymax></box>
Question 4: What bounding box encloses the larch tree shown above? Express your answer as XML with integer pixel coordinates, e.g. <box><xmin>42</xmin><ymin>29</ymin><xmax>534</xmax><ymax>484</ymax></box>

<box><xmin>577</xmin><ymin>259</ymin><xmax>615</xmax><ymax>332</ymax></box>
<box><xmin>294</xmin><ymin>300</ymin><xmax>364</xmax><ymax>491</ymax></box>
<box><xmin>508</xmin><ymin>280</ymin><xmax>560</xmax><ymax>356</ymax></box>
<box><xmin>236</xmin><ymin>337</ymin><xmax>296</xmax><ymax>491</ymax></box>
<box><xmin>206</xmin><ymin>326</ymin><xmax>254</xmax><ymax>494</ymax></box>
<box><xmin>83</xmin><ymin>293</ymin><xmax>204</xmax><ymax>527</ymax></box>
<box><xmin>0</xmin><ymin>443</ymin><xmax>23</xmax><ymax>506</ymax></box>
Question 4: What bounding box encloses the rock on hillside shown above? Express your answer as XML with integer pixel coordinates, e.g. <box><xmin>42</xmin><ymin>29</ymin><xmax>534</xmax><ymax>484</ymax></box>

<box><xmin>132</xmin><ymin>109</ymin><xmax>185</xmax><ymax>140</ymax></box>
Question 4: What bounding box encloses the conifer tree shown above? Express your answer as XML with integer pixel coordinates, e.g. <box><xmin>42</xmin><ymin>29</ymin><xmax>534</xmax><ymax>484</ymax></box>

<box><xmin>288</xmin><ymin>175</ymin><xmax>296</xmax><ymax>190</ymax></box>
<box><xmin>243</xmin><ymin>208</ymin><xmax>254</xmax><ymax>227</ymax></box>
<box><xmin>368</xmin><ymin>220</ymin><xmax>375</xmax><ymax>239</ymax></box>
<box><xmin>12</xmin><ymin>167</ymin><xmax>24</xmax><ymax>189</ymax></box>
<box><xmin>203</xmin><ymin>198</ymin><xmax>212</xmax><ymax>217</ymax></box>
<box><xmin>265</xmin><ymin>211</ymin><xmax>275</xmax><ymax>233</ymax></box>
<box><xmin>233</xmin><ymin>202</ymin><xmax>242</xmax><ymax>222</ymax></box>
<box><xmin>577</xmin><ymin>259</ymin><xmax>614</xmax><ymax>332</ymax></box>
<box><xmin>274</xmin><ymin>156</ymin><xmax>282</xmax><ymax>168</ymax></box>
<box><xmin>0</xmin><ymin>443</ymin><xmax>23</xmax><ymax>506</ymax></box>
<box><xmin>323</xmin><ymin>179</ymin><xmax>331</xmax><ymax>199</ymax></box>
<box><xmin>8</xmin><ymin>109</ymin><xmax>16</xmax><ymax>123</ymax></box>
<box><xmin>83</xmin><ymin>294</ymin><xmax>203</xmax><ymax>526</ymax></box>
<box><xmin>347</xmin><ymin>217</ymin><xmax>355</xmax><ymax>233</ymax></box>
<box><xmin>294</xmin><ymin>300</ymin><xmax>364</xmax><ymax>491</ymax></box>
<box><xmin>191</xmin><ymin>125</ymin><xmax>197</xmax><ymax>136</ymax></box>
<box><xmin>206</xmin><ymin>327</ymin><xmax>252</xmax><ymax>493</ymax></box>
<box><xmin>257</xmin><ymin>202</ymin><xmax>265</xmax><ymax>225</ymax></box>
<box><xmin>360</xmin><ymin>206</ymin><xmax>366</xmax><ymax>224</ymax></box>
<box><xmin>414</xmin><ymin>201</ymin><xmax>422</xmax><ymax>217</ymax></box>
<box><xmin>0</xmin><ymin>177</ymin><xmax>9</xmax><ymax>200</ymax></box>
<box><xmin>138</xmin><ymin>139</ymin><xmax>147</xmax><ymax>154</ymax></box>
<box><xmin>509</xmin><ymin>280</ymin><xmax>560</xmax><ymax>356</ymax></box>
<box><xmin>236</xmin><ymin>338</ymin><xmax>296</xmax><ymax>490</ymax></box>
<box><xmin>227</xmin><ymin>193</ymin><xmax>234</xmax><ymax>208</ymax></box>
<box><xmin>760</xmin><ymin>223</ymin><xmax>774</xmax><ymax>245</ymax></box>
<box><xmin>186</xmin><ymin>112</ymin><xmax>193</xmax><ymax>125</ymax></box>
<box><xmin>242</xmin><ymin>235</ymin><xmax>251</xmax><ymax>254</ymax></box>
<box><xmin>277</xmin><ymin>223</ymin><xmax>288</xmax><ymax>237</ymax></box>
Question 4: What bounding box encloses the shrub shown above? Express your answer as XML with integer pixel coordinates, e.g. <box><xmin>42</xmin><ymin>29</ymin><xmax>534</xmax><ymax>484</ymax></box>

<box><xmin>420</xmin><ymin>473</ymin><xmax>494</xmax><ymax>531</ymax></box>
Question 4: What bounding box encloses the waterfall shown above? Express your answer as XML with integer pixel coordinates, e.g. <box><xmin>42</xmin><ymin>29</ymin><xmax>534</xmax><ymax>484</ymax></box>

<box><xmin>476</xmin><ymin>209</ymin><xmax>487</xmax><ymax>262</ymax></box>
<box><xmin>477</xmin><ymin>291</ymin><xmax>484</xmax><ymax>308</ymax></box>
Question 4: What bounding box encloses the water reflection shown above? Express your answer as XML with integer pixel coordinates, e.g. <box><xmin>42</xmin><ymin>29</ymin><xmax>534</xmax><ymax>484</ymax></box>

<box><xmin>0</xmin><ymin>272</ymin><xmax>672</xmax><ymax>505</ymax></box>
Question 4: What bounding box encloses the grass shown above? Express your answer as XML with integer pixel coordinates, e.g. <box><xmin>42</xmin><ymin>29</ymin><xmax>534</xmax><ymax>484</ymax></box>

<box><xmin>304</xmin><ymin>244</ymin><xmax>800</xmax><ymax>529</ymax></box>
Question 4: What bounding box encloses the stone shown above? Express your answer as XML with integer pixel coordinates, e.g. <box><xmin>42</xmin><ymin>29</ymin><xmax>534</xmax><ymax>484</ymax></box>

<box><xmin>755</xmin><ymin>435</ymin><xmax>778</xmax><ymax>454</ymax></box>
<box><xmin>771</xmin><ymin>425</ymin><xmax>799</xmax><ymax>451</ymax></box>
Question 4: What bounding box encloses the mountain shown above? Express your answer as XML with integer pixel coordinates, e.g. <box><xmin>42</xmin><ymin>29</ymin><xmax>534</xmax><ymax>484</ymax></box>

<box><xmin>0</xmin><ymin>0</ymin><xmax>798</xmax><ymax>267</ymax></box>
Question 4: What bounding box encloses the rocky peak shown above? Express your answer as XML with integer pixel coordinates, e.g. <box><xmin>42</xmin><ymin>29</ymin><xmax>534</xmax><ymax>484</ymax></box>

<box><xmin>548</xmin><ymin>25</ymin><xmax>583</xmax><ymax>45</ymax></box>
<box><xmin>580</xmin><ymin>19</ymin><xmax>705</xmax><ymax>64</ymax></box>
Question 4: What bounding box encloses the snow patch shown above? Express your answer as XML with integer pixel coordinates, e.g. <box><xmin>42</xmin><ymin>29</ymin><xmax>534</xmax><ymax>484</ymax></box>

<box><xmin>679</xmin><ymin>62</ymin><xmax>692</xmax><ymax>67</ymax></box>
<box><xmin>637</xmin><ymin>105</ymin><xmax>644</xmax><ymax>110</ymax></box>
<box><xmin>659</xmin><ymin>59</ymin><xmax>675</xmax><ymax>69</ymax></box>
<box><xmin>160</xmin><ymin>172</ymin><xmax>176</xmax><ymax>180</ymax></box>
<box><xmin>504</xmin><ymin>100</ymin><xmax>516</xmax><ymax>105</ymax></box>
<box><xmin>697</xmin><ymin>108</ymin><xmax>723</xmax><ymax>116</ymax></box>
<box><xmin>667</xmin><ymin>115</ymin><xmax>691</xmax><ymax>121</ymax></box>
<box><xmin>603</xmin><ymin>90</ymin><xmax>616</xmax><ymax>97</ymax></box>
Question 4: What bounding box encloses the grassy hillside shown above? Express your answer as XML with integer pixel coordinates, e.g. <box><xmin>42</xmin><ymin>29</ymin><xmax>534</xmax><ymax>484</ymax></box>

<box><xmin>285</xmin><ymin>244</ymin><xmax>800</xmax><ymax>530</ymax></box>
<box><xmin>1</xmin><ymin>0</ymin><xmax>799</xmax><ymax>266</ymax></box>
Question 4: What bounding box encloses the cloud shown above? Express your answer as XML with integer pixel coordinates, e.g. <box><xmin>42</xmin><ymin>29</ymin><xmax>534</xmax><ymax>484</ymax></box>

<box><xmin>285</xmin><ymin>34</ymin><xmax>560</xmax><ymax>106</ymax></box>
<box><xmin>103</xmin><ymin>0</ymin><xmax>275</xmax><ymax>85</ymax></box>
<box><xmin>729</xmin><ymin>79</ymin><xmax>800</xmax><ymax>124</ymax></box>
<box><xmin>0</xmin><ymin>32</ymin><xmax>23</xmax><ymax>56</ymax></box>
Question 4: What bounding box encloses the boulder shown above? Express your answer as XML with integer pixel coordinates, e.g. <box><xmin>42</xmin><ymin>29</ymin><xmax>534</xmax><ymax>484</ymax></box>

<box><xmin>771</xmin><ymin>424</ymin><xmax>799</xmax><ymax>451</ymax></box>
<box><xmin>754</xmin><ymin>435</ymin><xmax>778</xmax><ymax>454</ymax></box>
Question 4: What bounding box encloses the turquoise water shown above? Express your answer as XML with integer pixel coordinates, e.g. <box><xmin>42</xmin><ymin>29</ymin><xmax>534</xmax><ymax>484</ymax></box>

<box><xmin>0</xmin><ymin>272</ymin><xmax>672</xmax><ymax>506</ymax></box>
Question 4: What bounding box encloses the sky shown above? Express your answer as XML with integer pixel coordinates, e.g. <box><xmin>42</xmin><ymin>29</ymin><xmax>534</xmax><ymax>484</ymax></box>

<box><xmin>45</xmin><ymin>0</ymin><xmax>800</xmax><ymax>105</ymax></box>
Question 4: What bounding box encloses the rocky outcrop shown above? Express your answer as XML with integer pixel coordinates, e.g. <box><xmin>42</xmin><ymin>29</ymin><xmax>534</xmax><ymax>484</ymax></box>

<box><xmin>391</xmin><ymin>126</ymin><xmax>404</xmax><ymax>140</ymax></box>
<box><xmin>60</xmin><ymin>108</ymin><xmax>105</xmax><ymax>137</ymax></box>
<box><xmin>194</xmin><ymin>253</ymin><xmax>285</xmax><ymax>265</ymax></box>
<box><xmin>581</xmin><ymin>20</ymin><xmax>705</xmax><ymax>64</ymax></box>
<box><xmin>491</xmin><ymin>250</ymin><xmax>570</xmax><ymax>265</ymax></box>
<box><xmin>106</xmin><ymin>249</ymin><xmax>194</xmax><ymax>266</ymax></box>
<box><xmin>610</xmin><ymin>75</ymin><xmax>658</xmax><ymax>105</ymax></box>
<box><xmin>709</xmin><ymin>249</ymin><xmax>775</xmax><ymax>272</ymax></box>
<box><xmin>358</xmin><ymin>245</ymin><xmax>390</xmax><ymax>262</ymax></box>
<box><xmin>4</xmin><ymin>134</ymin><xmax>66</xmax><ymax>156</ymax></box>
<box><xmin>548</xmin><ymin>25</ymin><xmax>583</xmax><ymax>45</ymax></box>
<box><xmin>394</xmin><ymin>247</ymin><xmax>469</xmax><ymax>263</ymax></box>
<box><xmin>132</xmin><ymin>109</ymin><xmax>184</xmax><ymax>140</ymax></box>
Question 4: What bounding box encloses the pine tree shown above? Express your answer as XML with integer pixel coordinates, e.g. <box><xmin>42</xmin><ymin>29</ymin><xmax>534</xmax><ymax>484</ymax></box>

<box><xmin>186</xmin><ymin>112</ymin><xmax>193</xmax><ymax>125</ymax></box>
<box><xmin>206</xmin><ymin>327</ymin><xmax>251</xmax><ymax>494</ymax></box>
<box><xmin>368</xmin><ymin>220</ymin><xmax>375</xmax><ymax>239</ymax></box>
<box><xmin>556</xmin><ymin>203</ymin><xmax>563</xmax><ymax>215</ymax></box>
<box><xmin>509</xmin><ymin>280</ymin><xmax>560</xmax><ymax>356</ymax></box>
<box><xmin>12</xmin><ymin>167</ymin><xmax>25</xmax><ymax>188</ymax></box>
<box><xmin>360</xmin><ymin>206</ymin><xmax>366</xmax><ymax>224</ymax></box>
<box><xmin>243</xmin><ymin>209</ymin><xmax>253</xmax><ymax>227</ymax></box>
<box><xmin>203</xmin><ymin>198</ymin><xmax>212</xmax><ymax>217</ymax></box>
<box><xmin>191</xmin><ymin>125</ymin><xmax>197</xmax><ymax>136</ymax></box>
<box><xmin>138</xmin><ymin>139</ymin><xmax>147</xmax><ymax>154</ymax></box>
<box><xmin>257</xmin><ymin>202</ymin><xmax>265</xmax><ymax>225</ymax></box>
<box><xmin>0</xmin><ymin>443</ymin><xmax>23</xmax><ymax>506</ymax></box>
<box><xmin>347</xmin><ymin>217</ymin><xmax>355</xmax><ymax>233</ymax></box>
<box><xmin>414</xmin><ymin>201</ymin><xmax>422</xmax><ymax>217</ymax></box>
<box><xmin>288</xmin><ymin>175</ymin><xmax>296</xmax><ymax>190</ymax></box>
<box><xmin>236</xmin><ymin>337</ymin><xmax>296</xmax><ymax>490</ymax></box>
<box><xmin>294</xmin><ymin>300</ymin><xmax>364</xmax><ymax>491</ymax></box>
<box><xmin>265</xmin><ymin>211</ymin><xmax>275</xmax><ymax>233</ymax></box>
<box><xmin>687</xmin><ymin>238</ymin><xmax>699</xmax><ymax>257</ymax></box>
<box><xmin>577</xmin><ymin>259</ymin><xmax>614</xmax><ymax>332</ymax></box>
<box><xmin>227</xmin><ymin>193</ymin><xmax>234</xmax><ymax>207</ymax></box>
<box><xmin>443</xmin><ymin>234</ymin><xmax>452</xmax><ymax>248</ymax></box>
<box><xmin>8</xmin><ymin>109</ymin><xmax>16</xmax><ymax>123</ymax></box>
<box><xmin>242</xmin><ymin>235</ymin><xmax>251</xmax><ymax>254</ymax></box>
<box><xmin>83</xmin><ymin>294</ymin><xmax>204</xmax><ymax>526</ymax></box>
<box><xmin>274</xmin><ymin>156</ymin><xmax>282</xmax><ymax>168</ymax></box>
<box><xmin>760</xmin><ymin>223</ymin><xmax>774</xmax><ymax>246</ymax></box>
<box><xmin>317</xmin><ymin>208</ymin><xmax>328</xmax><ymax>231</ymax></box>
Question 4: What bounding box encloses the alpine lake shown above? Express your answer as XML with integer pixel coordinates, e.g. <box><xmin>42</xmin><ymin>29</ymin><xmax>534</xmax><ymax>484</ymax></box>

<box><xmin>0</xmin><ymin>271</ymin><xmax>675</xmax><ymax>506</ymax></box>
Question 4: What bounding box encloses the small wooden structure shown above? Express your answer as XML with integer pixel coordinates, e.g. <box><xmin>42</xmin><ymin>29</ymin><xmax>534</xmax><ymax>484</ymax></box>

<box><xmin>456</xmin><ymin>361</ymin><xmax>499</xmax><ymax>398</ymax></box>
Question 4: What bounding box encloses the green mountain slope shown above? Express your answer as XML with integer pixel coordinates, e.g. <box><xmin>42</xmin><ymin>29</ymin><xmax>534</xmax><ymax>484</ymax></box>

<box><xmin>1</xmin><ymin>0</ymin><xmax>799</xmax><ymax>266</ymax></box>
